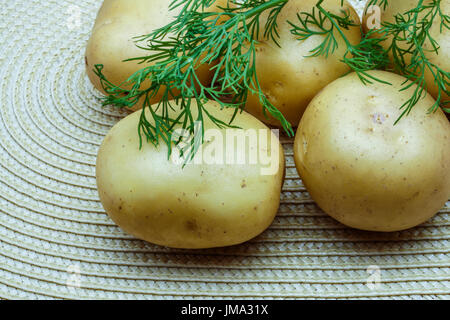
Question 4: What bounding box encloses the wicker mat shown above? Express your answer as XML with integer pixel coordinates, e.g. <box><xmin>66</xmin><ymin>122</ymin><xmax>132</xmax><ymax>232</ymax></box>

<box><xmin>0</xmin><ymin>0</ymin><xmax>448</xmax><ymax>299</ymax></box>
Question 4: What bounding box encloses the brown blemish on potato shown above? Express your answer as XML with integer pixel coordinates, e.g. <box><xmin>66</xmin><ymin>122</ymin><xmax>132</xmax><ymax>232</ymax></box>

<box><xmin>241</xmin><ymin>180</ymin><xmax>247</xmax><ymax>188</ymax></box>
<box><xmin>85</xmin><ymin>56</ymin><xmax>88</xmax><ymax>66</ymax></box>
<box><xmin>274</xmin><ymin>81</ymin><xmax>284</xmax><ymax>88</ymax></box>
<box><xmin>186</xmin><ymin>220</ymin><xmax>198</xmax><ymax>231</ymax></box>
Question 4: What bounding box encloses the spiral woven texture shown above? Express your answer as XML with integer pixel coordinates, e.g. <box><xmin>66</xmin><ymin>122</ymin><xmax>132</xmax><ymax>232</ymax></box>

<box><xmin>0</xmin><ymin>0</ymin><xmax>449</xmax><ymax>299</ymax></box>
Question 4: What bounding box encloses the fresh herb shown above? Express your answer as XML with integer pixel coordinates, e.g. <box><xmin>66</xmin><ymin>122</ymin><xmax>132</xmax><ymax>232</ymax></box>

<box><xmin>290</xmin><ymin>0</ymin><xmax>449</xmax><ymax>120</ymax></box>
<box><xmin>94</xmin><ymin>0</ymin><xmax>293</xmax><ymax>156</ymax></box>
<box><xmin>365</xmin><ymin>0</ymin><xmax>450</xmax><ymax>120</ymax></box>
<box><xmin>366</xmin><ymin>0</ymin><xmax>389</xmax><ymax>11</ymax></box>
<box><xmin>289</xmin><ymin>0</ymin><xmax>390</xmax><ymax>85</ymax></box>
<box><xmin>94</xmin><ymin>0</ymin><xmax>449</xmax><ymax>155</ymax></box>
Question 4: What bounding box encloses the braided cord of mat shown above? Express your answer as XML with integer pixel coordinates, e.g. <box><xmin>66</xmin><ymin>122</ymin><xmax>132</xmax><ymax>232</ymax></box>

<box><xmin>0</xmin><ymin>0</ymin><xmax>448</xmax><ymax>300</ymax></box>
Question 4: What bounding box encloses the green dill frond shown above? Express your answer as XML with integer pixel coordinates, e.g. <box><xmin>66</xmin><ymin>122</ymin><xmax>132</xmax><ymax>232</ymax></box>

<box><xmin>365</xmin><ymin>0</ymin><xmax>390</xmax><ymax>12</ymax></box>
<box><xmin>289</xmin><ymin>0</ymin><xmax>389</xmax><ymax>85</ymax></box>
<box><xmin>372</xmin><ymin>0</ymin><xmax>450</xmax><ymax>121</ymax></box>
<box><xmin>95</xmin><ymin>0</ymin><xmax>293</xmax><ymax>154</ymax></box>
<box><xmin>94</xmin><ymin>0</ymin><xmax>449</xmax><ymax>157</ymax></box>
<box><xmin>290</xmin><ymin>0</ymin><xmax>448</xmax><ymax>119</ymax></box>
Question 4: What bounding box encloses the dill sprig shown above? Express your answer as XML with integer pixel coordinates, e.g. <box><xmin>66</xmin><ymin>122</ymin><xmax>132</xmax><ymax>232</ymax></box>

<box><xmin>368</xmin><ymin>0</ymin><xmax>449</xmax><ymax>120</ymax></box>
<box><xmin>94</xmin><ymin>0</ymin><xmax>449</xmax><ymax>155</ymax></box>
<box><xmin>290</xmin><ymin>0</ymin><xmax>449</xmax><ymax>120</ymax></box>
<box><xmin>95</xmin><ymin>0</ymin><xmax>293</xmax><ymax>154</ymax></box>
<box><xmin>366</xmin><ymin>0</ymin><xmax>389</xmax><ymax>11</ymax></box>
<box><xmin>288</xmin><ymin>0</ymin><xmax>390</xmax><ymax>85</ymax></box>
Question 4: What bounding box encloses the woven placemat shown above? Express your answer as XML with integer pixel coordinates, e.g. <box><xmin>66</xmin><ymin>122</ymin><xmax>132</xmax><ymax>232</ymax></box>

<box><xmin>0</xmin><ymin>0</ymin><xmax>449</xmax><ymax>300</ymax></box>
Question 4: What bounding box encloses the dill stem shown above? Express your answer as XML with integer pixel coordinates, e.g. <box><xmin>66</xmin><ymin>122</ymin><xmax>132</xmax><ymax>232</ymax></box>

<box><xmin>243</xmin><ymin>0</ymin><xmax>289</xmax><ymax>19</ymax></box>
<box><xmin>315</xmin><ymin>0</ymin><xmax>352</xmax><ymax>48</ymax></box>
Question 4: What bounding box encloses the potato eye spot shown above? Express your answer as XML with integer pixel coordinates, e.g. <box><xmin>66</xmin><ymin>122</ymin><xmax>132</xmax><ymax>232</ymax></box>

<box><xmin>371</xmin><ymin>112</ymin><xmax>386</xmax><ymax>125</ymax></box>
<box><xmin>186</xmin><ymin>220</ymin><xmax>197</xmax><ymax>231</ymax></box>
<box><xmin>297</xmin><ymin>134</ymin><xmax>308</xmax><ymax>163</ymax></box>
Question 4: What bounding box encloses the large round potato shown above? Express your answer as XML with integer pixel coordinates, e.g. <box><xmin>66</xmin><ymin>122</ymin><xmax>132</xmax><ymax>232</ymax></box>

<box><xmin>96</xmin><ymin>100</ymin><xmax>285</xmax><ymax>248</ymax></box>
<box><xmin>294</xmin><ymin>70</ymin><xmax>450</xmax><ymax>232</ymax></box>
<box><xmin>363</xmin><ymin>0</ymin><xmax>449</xmax><ymax>102</ymax></box>
<box><xmin>86</xmin><ymin>0</ymin><xmax>226</xmax><ymax>111</ymax></box>
<box><xmin>244</xmin><ymin>0</ymin><xmax>361</xmax><ymax>127</ymax></box>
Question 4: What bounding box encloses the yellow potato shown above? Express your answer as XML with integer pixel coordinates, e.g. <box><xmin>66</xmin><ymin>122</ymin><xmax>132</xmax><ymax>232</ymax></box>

<box><xmin>85</xmin><ymin>0</ymin><xmax>226</xmax><ymax>111</ymax></box>
<box><xmin>294</xmin><ymin>70</ymin><xmax>450</xmax><ymax>232</ymax></box>
<box><xmin>363</xmin><ymin>0</ymin><xmax>449</xmax><ymax>102</ymax></box>
<box><xmin>96</xmin><ymin>100</ymin><xmax>285</xmax><ymax>248</ymax></box>
<box><xmin>243</xmin><ymin>0</ymin><xmax>361</xmax><ymax>127</ymax></box>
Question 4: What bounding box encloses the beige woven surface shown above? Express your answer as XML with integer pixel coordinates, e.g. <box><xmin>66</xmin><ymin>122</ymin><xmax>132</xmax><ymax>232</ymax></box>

<box><xmin>0</xmin><ymin>0</ymin><xmax>449</xmax><ymax>300</ymax></box>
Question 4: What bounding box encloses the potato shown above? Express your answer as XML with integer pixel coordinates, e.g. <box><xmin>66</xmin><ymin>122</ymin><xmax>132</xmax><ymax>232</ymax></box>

<box><xmin>243</xmin><ymin>0</ymin><xmax>361</xmax><ymax>127</ymax></box>
<box><xmin>96</xmin><ymin>99</ymin><xmax>285</xmax><ymax>248</ymax></box>
<box><xmin>85</xmin><ymin>0</ymin><xmax>226</xmax><ymax>111</ymax></box>
<box><xmin>362</xmin><ymin>0</ymin><xmax>449</xmax><ymax>102</ymax></box>
<box><xmin>294</xmin><ymin>70</ymin><xmax>450</xmax><ymax>232</ymax></box>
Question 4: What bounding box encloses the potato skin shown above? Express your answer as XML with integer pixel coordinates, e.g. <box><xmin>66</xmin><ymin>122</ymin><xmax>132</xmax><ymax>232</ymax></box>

<box><xmin>85</xmin><ymin>0</ymin><xmax>225</xmax><ymax>111</ymax></box>
<box><xmin>362</xmin><ymin>0</ymin><xmax>449</xmax><ymax>102</ymax></box>
<box><xmin>294</xmin><ymin>70</ymin><xmax>450</xmax><ymax>232</ymax></box>
<box><xmin>244</xmin><ymin>0</ymin><xmax>361</xmax><ymax>127</ymax></box>
<box><xmin>96</xmin><ymin>100</ymin><xmax>285</xmax><ymax>249</ymax></box>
